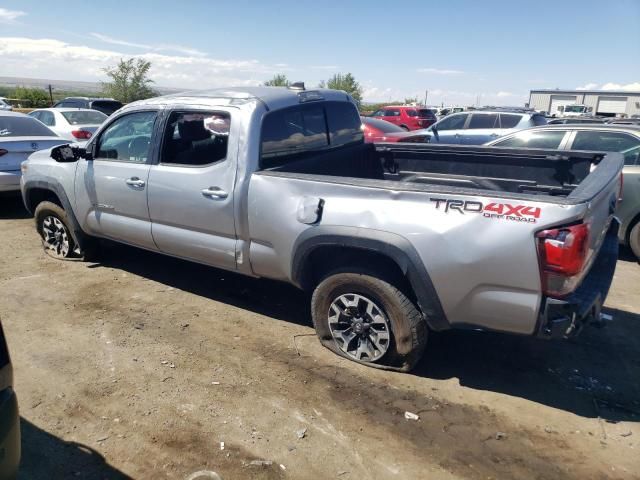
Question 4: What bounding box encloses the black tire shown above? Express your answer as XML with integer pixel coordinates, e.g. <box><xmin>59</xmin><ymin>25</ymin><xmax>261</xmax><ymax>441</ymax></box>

<box><xmin>311</xmin><ymin>272</ymin><xmax>427</xmax><ymax>372</ymax></box>
<box><xmin>34</xmin><ymin>201</ymin><xmax>80</xmax><ymax>260</ymax></box>
<box><xmin>629</xmin><ymin>221</ymin><xmax>640</xmax><ymax>260</ymax></box>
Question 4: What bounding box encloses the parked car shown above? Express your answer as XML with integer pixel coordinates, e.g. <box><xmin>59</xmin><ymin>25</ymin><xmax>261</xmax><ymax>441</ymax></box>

<box><xmin>487</xmin><ymin>124</ymin><xmax>640</xmax><ymax>258</ymax></box>
<box><xmin>0</xmin><ymin>98</ymin><xmax>12</xmax><ymax>111</ymax></box>
<box><xmin>361</xmin><ymin>117</ymin><xmax>428</xmax><ymax>143</ymax></box>
<box><xmin>606</xmin><ymin>118</ymin><xmax>640</xmax><ymax>126</ymax></box>
<box><xmin>402</xmin><ymin>109</ymin><xmax>548</xmax><ymax>145</ymax></box>
<box><xmin>0</xmin><ymin>318</ymin><xmax>20</xmax><ymax>479</ymax></box>
<box><xmin>52</xmin><ymin>97</ymin><xmax>123</xmax><ymax>116</ymax></box>
<box><xmin>547</xmin><ymin>117</ymin><xmax>606</xmax><ymax>125</ymax></box>
<box><xmin>28</xmin><ymin>108</ymin><xmax>107</xmax><ymax>140</ymax></box>
<box><xmin>21</xmin><ymin>86</ymin><xmax>622</xmax><ymax>371</ymax></box>
<box><xmin>370</xmin><ymin>106</ymin><xmax>437</xmax><ymax>131</ymax></box>
<box><xmin>0</xmin><ymin>112</ymin><xmax>67</xmax><ymax>193</ymax></box>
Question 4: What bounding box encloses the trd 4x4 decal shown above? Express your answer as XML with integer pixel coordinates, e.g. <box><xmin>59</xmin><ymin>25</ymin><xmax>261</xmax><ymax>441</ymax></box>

<box><xmin>430</xmin><ymin>198</ymin><xmax>541</xmax><ymax>223</ymax></box>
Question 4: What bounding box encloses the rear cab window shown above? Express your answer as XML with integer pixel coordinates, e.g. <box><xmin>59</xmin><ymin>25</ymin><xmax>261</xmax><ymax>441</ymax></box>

<box><xmin>260</xmin><ymin>101</ymin><xmax>363</xmax><ymax>169</ymax></box>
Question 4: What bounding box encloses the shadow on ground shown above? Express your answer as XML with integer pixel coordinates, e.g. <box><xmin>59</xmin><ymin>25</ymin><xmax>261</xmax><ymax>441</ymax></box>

<box><xmin>90</xmin><ymin>241</ymin><xmax>640</xmax><ymax>424</ymax></box>
<box><xmin>0</xmin><ymin>194</ymin><xmax>30</xmax><ymax>220</ymax></box>
<box><xmin>20</xmin><ymin>418</ymin><xmax>131</xmax><ymax>479</ymax></box>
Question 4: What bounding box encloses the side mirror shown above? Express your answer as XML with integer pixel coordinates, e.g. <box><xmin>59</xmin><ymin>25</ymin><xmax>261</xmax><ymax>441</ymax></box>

<box><xmin>51</xmin><ymin>144</ymin><xmax>92</xmax><ymax>163</ymax></box>
<box><xmin>51</xmin><ymin>145</ymin><xmax>79</xmax><ymax>163</ymax></box>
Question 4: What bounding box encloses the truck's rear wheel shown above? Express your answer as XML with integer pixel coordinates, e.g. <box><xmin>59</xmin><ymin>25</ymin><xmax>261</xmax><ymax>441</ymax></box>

<box><xmin>34</xmin><ymin>201</ymin><xmax>79</xmax><ymax>260</ymax></box>
<box><xmin>311</xmin><ymin>272</ymin><xmax>427</xmax><ymax>371</ymax></box>
<box><xmin>629</xmin><ymin>221</ymin><xmax>640</xmax><ymax>260</ymax></box>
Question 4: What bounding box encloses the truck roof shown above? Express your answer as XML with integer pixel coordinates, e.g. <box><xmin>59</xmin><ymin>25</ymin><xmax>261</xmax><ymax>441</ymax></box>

<box><xmin>124</xmin><ymin>86</ymin><xmax>355</xmax><ymax>111</ymax></box>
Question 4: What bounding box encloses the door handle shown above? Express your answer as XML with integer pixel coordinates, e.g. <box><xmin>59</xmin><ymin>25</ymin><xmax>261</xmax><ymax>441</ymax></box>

<box><xmin>202</xmin><ymin>187</ymin><xmax>228</xmax><ymax>199</ymax></box>
<box><xmin>125</xmin><ymin>177</ymin><xmax>145</xmax><ymax>188</ymax></box>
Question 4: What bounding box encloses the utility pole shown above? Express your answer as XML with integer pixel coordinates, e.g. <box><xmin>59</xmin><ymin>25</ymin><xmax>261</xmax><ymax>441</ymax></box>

<box><xmin>48</xmin><ymin>84</ymin><xmax>53</xmax><ymax>106</ymax></box>
<box><xmin>425</xmin><ymin>89</ymin><xmax>428</xmax><ymax>106</ymax></box>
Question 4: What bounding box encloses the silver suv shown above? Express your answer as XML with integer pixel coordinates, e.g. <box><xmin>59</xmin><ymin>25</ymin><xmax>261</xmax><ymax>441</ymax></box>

<box><xmin>408</xmin><ymin>109</ymin><xmax>547</xmax><ymax>145</ymax></box>
<box><xmin>488</xmin><ymin>124</ymin><xmax>640</xmax><ymax>258</ymax></box>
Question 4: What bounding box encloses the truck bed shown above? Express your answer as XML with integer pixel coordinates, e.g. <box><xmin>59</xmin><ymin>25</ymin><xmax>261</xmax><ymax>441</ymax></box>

<box><xmin>262</xmin><ymin>143</ymin><xmax>621</xmax><ymax>205</ymax></box>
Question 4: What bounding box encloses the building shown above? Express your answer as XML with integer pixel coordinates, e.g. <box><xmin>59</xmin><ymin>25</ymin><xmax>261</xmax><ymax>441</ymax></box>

<box><xmin>528</xmin><ymin>89</ymin><xmax>640</xmax><ymax>117</ymax></box>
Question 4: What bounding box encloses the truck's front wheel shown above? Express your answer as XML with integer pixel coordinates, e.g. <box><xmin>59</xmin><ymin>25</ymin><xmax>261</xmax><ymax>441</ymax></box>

<box><xmin>311</xmin><ymin>272</ymin><xmax>427</xmax><ymax>371</ymax></box>
<box><xmin>34</xmin><ymin>201</ymin><xmax>79</xmax><ymax>260</ymax></box>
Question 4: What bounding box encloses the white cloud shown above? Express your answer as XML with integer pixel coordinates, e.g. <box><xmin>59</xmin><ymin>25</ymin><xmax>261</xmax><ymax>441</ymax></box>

<box><xmin>417</xmin><ymin>67</ymin><xmax>464</xmax><ymax>75</ymax></box>
<box><xmin>0</xmin><ymin>8</ymin><xmax>25</xmax><ymax>24</ymax></box>
<box><xmin>575</xmin><ymin>81</ymin><xmax>640</xmax><ymax>91</ymax></box>
<box><xmin>496</xmin><ymin>91</ymin><xmax>515</xmax><ymax>97</ymax></box>
<box><xmin>0</xmin><ymin>36</ymin><xmax>285</xmax><ymax>89</ymax></box>
<box><xmin>601</xmin><ymin>82</ymin><xmax>640</xmax><ymax>91</ymax></box>
<box><xmin>90</xmin><ymin>32</ymin><xmax>206</xmax><ymax>57</ymax></box>
<box><xmin>576</xmin><ymin>82</ymin><xmax>599</xmax><ymax>90</ymax></box>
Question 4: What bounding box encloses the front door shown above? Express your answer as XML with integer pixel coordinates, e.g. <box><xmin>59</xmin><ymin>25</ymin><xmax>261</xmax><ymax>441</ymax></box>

<box><xmin>147</xmin><ymin>109</ymin><xmax>237</xmax><ymax>271</ymax></box>
<box><xmin>74</xmin><ymin>110</ymin><xmax>159</xmax><ymax>249</ymax></box>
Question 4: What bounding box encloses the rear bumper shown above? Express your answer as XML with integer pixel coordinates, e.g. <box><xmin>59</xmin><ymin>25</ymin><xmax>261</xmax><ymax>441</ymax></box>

<box><xmin>0</xmin><ymin>387</ymin><xmax>20</xmax><ymax>479</ymax></box>
<box><xmin>0</xmin><ymin>171</ymin><xmax>21</xmax><ymax>192</ymax></box>
<box><xmin>536</xmin><ymin>219</ymin><xmax>619</xmax><ymax>339</ymax></box>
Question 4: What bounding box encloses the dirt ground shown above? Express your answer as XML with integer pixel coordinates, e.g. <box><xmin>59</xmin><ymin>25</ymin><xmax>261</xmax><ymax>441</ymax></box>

<box><xmin>1</xmin><ymin>193</ymin><xmax>639</xmax><ymax>480</ymax></box>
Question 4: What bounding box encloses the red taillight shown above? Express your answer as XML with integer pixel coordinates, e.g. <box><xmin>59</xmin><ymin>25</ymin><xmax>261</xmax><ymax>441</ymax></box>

<box><xmin>71</xmin><ymin>130</ymin><xmax>92</xmax><ymax>139</ymax></box>
<box><xmin>536</xmin><ymin>223</ymin><xmax>590</xmax><ymax>297</ymax></box>
<box><xmin>0</xmin><ymin>149</ymin><xmax>7</xmax><ymax>157</ymax></box>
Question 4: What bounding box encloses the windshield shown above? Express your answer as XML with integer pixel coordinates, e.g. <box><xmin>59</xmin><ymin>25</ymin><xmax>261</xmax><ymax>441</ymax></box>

<box><xmin>62</xmin><ymin>110</ymin><xmax>108</xmax><ymax>125</ymax></box>
<box><xmin>91</xmin><ymin>100</ymin><xmax>123</xmax><ymax>116</ymax></box>
<box><xmin>564</xmin><ymin>105</ymin><xmax>586</xmax><ymax>113</ymax></box>
<box><xmin>362</xmin><ymin>117</ymin><xmax>405</xmax><ymax>133</ymax></box>
<box><xmin>0</xmin><ymin>115</ymin><xmax>58</xmax><ymax>137</ymax></box>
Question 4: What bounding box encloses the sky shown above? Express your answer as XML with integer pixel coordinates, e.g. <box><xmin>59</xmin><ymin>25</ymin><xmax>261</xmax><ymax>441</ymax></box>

<box><xmin>1</xmin><ymin>0</ymin><xmax>639</xmax><ymax>106</ymax></box>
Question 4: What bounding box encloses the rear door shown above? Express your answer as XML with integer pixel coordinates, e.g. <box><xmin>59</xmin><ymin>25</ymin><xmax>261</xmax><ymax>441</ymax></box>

<box><xmin>383</xmin><ymin>108</ymin><xmax>402</xmax><ymax>127</ymax></box>
<box><xmin>460</xmin><ymin>113</ymin><xmax>499</xmax><ymax>144</ymax></box>
<box><xmin>147</xmin><ymin>109</ymin><xmax>238</xmax><ymax>270</ymax></box>
<box><xmin>429</xmin><ymin>113</ymin><xmax>468</xmax><ymax>144</ymax></box>
<box><xmin>74</xmin><ymin>110</ymin><xmax>158</xmax><ymax>249</ymax></box>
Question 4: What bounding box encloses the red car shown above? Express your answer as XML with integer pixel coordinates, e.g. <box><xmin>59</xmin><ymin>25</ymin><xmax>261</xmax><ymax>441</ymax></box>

<box><xmin>361</xmin><ymin>117</ymin><xmax>429</xmax><ymax>143</ymax></box>
<box><xmin>370</xmin><ymin>106</ymin><xmax>437</xmax><ymax>131</ymax></box>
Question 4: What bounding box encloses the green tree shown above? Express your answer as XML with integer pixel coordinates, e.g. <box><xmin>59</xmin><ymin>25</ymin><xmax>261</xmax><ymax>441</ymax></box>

<box><xmin>102</xmin><ymin>58</ymin><xmax>157</xmax><ymax>103</ymax></box>
<box><xmin>404</xmin><ymin>97</ymin><xmax>418</xmax><ymax>105</ymax></box>
<box><xmin>263</xmin><ymin>74</ymin><xmax>290</xmax><ymax>87</ymax></box>
<box><xmin>13</xmin><ymin>87</ymin><xmax>50</xmax><ymax>108</ymax></box>
<box><xmin>324</xmin><ymin>73</ymin><xmax>363</xmax><ymax>106</ymax></box>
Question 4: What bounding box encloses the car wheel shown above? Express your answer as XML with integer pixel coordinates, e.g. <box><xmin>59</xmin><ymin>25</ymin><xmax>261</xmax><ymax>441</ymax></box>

<box><xmin>629</xmin><ymin>221</ymin><xmax>640</xmax><ymax>260</ymax></box>
<box><xmin>34</xmin><ymin>201</ymin><xmax>80</xmax><ymax>260</ymax></box>
<box><xmin>311</xmin><ymin>272</ymin><xmax>427</xmax><ymax>371</ymax></box>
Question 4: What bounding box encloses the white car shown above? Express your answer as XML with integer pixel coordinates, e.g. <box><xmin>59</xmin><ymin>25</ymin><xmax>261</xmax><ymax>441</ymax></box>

<box><xmin>0</xmin><ymin>111</ymin><xmax>67</xmax><ymax>192</ymax></box>
<box><xmin>28</xmin><ymin>108</ymin><xmax>107</xmax><ymax>141</ymax></box>
<box><xmin>0</xmin><ymin>98</ymin><xmax>12</xmax><ymax>111</ymax></box>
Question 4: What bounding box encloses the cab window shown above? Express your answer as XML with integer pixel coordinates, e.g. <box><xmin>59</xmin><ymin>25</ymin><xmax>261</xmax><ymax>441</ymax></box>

<box><xmin>161</xmin><ymin>111</ymin><xmax>230</xmax><ymax>166</ymax></box>
<box><xmin>96</xmin><ymin>111</ymin><xmax>157</xmax><ymax>163</ymax></box>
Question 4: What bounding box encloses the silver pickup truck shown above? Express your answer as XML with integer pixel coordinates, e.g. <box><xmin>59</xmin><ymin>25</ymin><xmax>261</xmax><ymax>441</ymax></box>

<box><xmin>20</xmin><ymin>86</ymin><xmax>623</xmax><ymax>371</ymax></box>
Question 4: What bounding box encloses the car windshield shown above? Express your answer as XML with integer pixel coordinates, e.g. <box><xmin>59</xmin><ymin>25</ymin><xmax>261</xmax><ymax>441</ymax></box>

<box><xmin>362</xmin><ymin>117</ymin><xmax>405</xmax><ymax>133</ymax></box>
<box><xmin>0</xmin><ymin>115</ymin><xmax>58</xmax><ymax>137</ymax></box>
<box><xmin>62</xmin><ymin>110</ymin><xmax>108</xmax><ymax>125</ymax></box>
<box><xmin>564</xmin><ymin>105</ymin><xmax>586</xmax><ymax>113</ymax></box>
<box><xmin>91</xmin><ymin>100</ymin><xmax>123</xmax><ymax>116</ymax></box>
